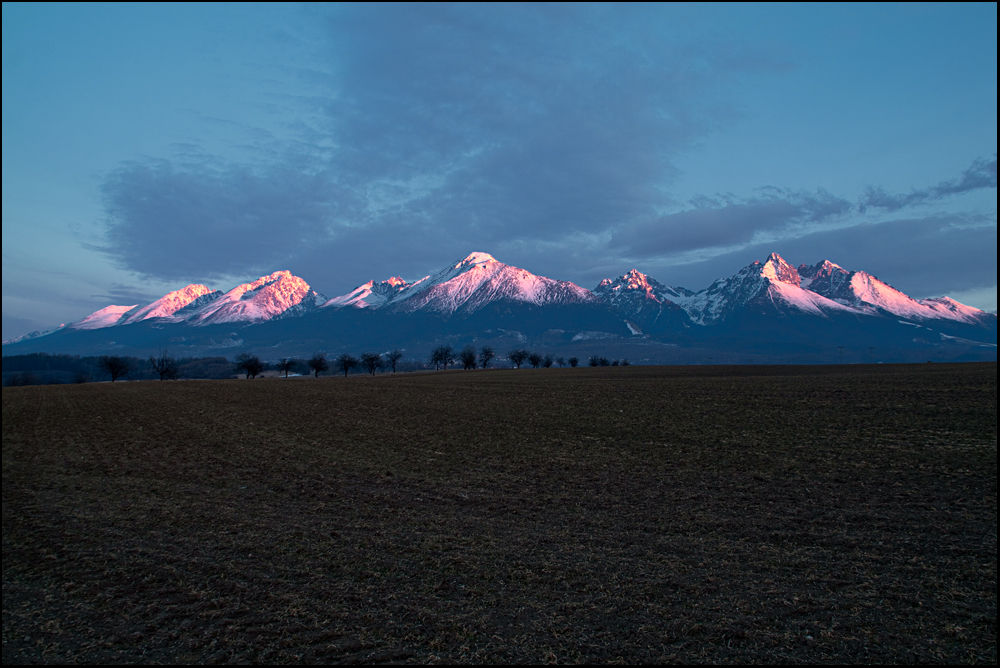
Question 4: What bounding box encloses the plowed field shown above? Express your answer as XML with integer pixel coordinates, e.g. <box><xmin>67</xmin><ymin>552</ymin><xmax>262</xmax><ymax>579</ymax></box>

<box><xmin>3</xmin><ymin>363</ymin><xmax>996</xmax><ymax>663</ymax></box>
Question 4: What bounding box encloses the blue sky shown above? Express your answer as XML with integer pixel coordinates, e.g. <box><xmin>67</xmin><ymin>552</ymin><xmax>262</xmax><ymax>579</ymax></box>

<box><xmin>2</xmin><ymin>3</ymin><xmax>996</xmax><ymax>340</ymax></box>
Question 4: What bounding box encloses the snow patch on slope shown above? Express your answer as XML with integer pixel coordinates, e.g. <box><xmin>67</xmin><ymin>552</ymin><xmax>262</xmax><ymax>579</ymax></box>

<box><xmin>121</xmin><ymin>284</ymin><xmax>216</xmax><ymax>324</ymax></box>
<box><xmin>188</xmin><ymin>271</ymin><xmax>325</xmax><ymax>325</ymax></box>
<box><xmin>388</xmin><ymin>252</ymin><xmax>597</xmax><ymax>315</ymax></box>
<box><xmin>593</xmin><ymin>269</ymin><xmax>693</xmax><ymax>314</ymax></box>
<box><xmin>324</xmin><ymin>277</ymin><xmax>411</xmax><ymax>309</ymax></box>
<box><xmin>69</xmin><ymin>304</ymin><xmax>139</xmax><ymax>330</ymax></box>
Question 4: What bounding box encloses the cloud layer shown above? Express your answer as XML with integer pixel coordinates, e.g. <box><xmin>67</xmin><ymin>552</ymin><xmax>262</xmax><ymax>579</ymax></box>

<box><xmin>95</xmin><ymin>5</ymin><xmax>996</xmax><ymax>305</ymax></box>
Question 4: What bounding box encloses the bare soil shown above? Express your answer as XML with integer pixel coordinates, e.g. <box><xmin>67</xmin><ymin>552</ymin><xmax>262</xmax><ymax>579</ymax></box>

<box><xmin>3</xmin><ymin>363</ymin><xmax>996</xmax><ymax>663</ymax></box>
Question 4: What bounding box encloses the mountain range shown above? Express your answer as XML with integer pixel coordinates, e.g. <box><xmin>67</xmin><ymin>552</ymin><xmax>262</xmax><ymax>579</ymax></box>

<box><xmin>4</xmin><ymin>252</ymin><xmax>996</xmax><ymax>364</ymax></box>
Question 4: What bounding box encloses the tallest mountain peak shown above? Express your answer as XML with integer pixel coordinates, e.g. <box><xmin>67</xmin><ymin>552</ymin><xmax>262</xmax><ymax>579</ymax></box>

<box><xmin>456</xmin><ymin>252</ymin><xmax>498</xmax><ymax>267</ymax></box>
<box><xmin>760</xmin><ymin>253</ymin><xmax>800</xmax><ymax>286</ymax></box>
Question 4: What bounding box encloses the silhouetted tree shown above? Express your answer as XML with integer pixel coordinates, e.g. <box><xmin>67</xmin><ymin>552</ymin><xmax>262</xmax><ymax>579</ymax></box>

<box><xmin>336</xmin><ymin>353</ymin><xmax>359</xmax><ymax>377</ymax></box>
<box><xmin>276</xmin><ymin>357</ymin><xmax>295</xmax><ymax>378</ymax></box>
<box><xmin>600</xmin><ymin>357</ymin><xmax>611</xmax><ymax>367</ymax></box>
<box><xmin>556</xmin><ymin>357</ymin><xmax>565</xmax><ymax>367</ymax></box>
<box><xmin>621</xmin><ymin>359</ymin><xmax>630</xmax><ymax>367</ymax></box>
<box><xmin>528</xmin><ymin>352</ymin><xmax>542</xmax><ymax>368</ymax></box>
<box><xmin>148</xmin><ymin>349</ymin><xmax>178</xmax><ymax>380</ymax></box>
<box><xmin>589</xmin><ymin>355</ymin><xmax>600</xmax><ymax>367</ymax></box>
<box><xmin>459</xmin><ymin>346</ymin><xmax>477</xmax><ymax>370</ymax></box>
<box><xmin>360</xmin><ymin>352</ymin><xmax>383</xmax><ymax>375</ymax></box>
<box><xmin>543</xmin><ymin>354</ymin><xmax>554</xmax><ymax>368</ymax></box>
<box><xmin>234</xmin><ymin>353</ymin><xmax>265</xmax><ymax>379</ymax></box>
<box><xmin>508</xmin><ymin>349</ymin><xmax>529</xmax><ymax>369</ymax></box>
<box><xmin>431</xmin><ymin>346</ymin><xmax>455</xmax><ymax>370</ymax></box>
<box><xmin>479</xmin><ymin>346</ymin><xmax>495</xmax><ymax>369</ymax></box>
<box><xmin>385</xmin><ymin>349</ymin><xmax>404</xmax><ymax>373</ymax></box>
<box><xmin>308</xmin><ymin>353</ymin><xmax>330</xmax><ymax>378</ymax></box>
<box><xmin>612</xmin><ymin>359</ymin><xmax>619</xmax><ymax>366</ymax></box>
<box><xmin>100</xmin><ymin>355</ymin><xmax>132</xmax><ymax>382</ymax></box>
<box><xmin>568</xmin><ymin>357</ymin><xmax>579</xmax><ymax>368</ymax></box>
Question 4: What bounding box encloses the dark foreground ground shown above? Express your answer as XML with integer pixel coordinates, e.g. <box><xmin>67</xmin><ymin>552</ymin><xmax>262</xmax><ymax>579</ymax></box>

<box><xmin>3</xmin><ymin>363</ymin><xmax>996</xmax><ymax>664</ymax></box>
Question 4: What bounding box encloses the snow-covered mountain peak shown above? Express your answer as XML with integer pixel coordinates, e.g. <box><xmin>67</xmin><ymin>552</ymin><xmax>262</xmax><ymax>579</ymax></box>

<box><xmin>189</xmin><ymin>270</ymin><xmax>324</xmax><ymax>325</ymax></box>
<box><xmin>121</xmin><ymin>284</ymin><xmax>215</xmax><ymax>325</ymax></box>
<box><xmin>456</xmin><ymin>252</ymin><xmax>498</xmax><ymax>268</ymax></box>
<box><xmin>324</xmin><ymin>276</ymin><xmax>414</xmax><ymax>309</ymax></box>
<box><xmin>595</xmin><ymin>269</ymin><xmax>658</xmax><ymax>296</ymax></box>
<box><xmin>760</xmin><ymin>253</ymin><xmax>801</xmax><ymax>286</ymax></box>
<box><xmin>621</xmin><ymin>269</ymin><xmax>656</xmax><ymax>293</ymax></box>
<box><xmin>384</xmin><ymin>253</ymin><xmax>596</xmax><ymax>315</ymax></box>
<box><xmin>798</xmin><ymin>259</ymin><xmax>844</xmax><ymax>280</ymax></box>
<box><xmin>68</xmin><ymin>304</ymin><xmax>139</xmax><ymax>330</ymax></box>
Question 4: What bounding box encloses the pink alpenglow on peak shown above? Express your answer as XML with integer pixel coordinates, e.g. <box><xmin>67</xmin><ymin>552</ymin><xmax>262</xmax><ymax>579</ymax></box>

<box><xmin>759</xmin><ymin>253</ymin><xmax>802</xmax><ymax>286</ymax></box>
<box><xmin>593</xmin><ymin>270</ymin><xmax>694</xmax><ymax>315</ymax></box>
<box><xmin>68</xmin><ymin>304</ymin><xmax>139</xmax><ymax>330</ymax></box>
<box><xmin>120</xmin><ymin>284</ymin><xmax>216</xmax><ymax>324</ymax></box>
<box><xmin>388</xmin><ymin>252</ymin><xmax>596</xmax><ymax>315</ymax></box>
<box><xmin>189</xmin><ymin>271</ymin><xmax>325</xmax><ymax>325</ymax></box>
<box><xmin>323</xmin><ymin>276</ymin><xmax>413</xmax><ymax>309</ymax></box>
<box><xmin>456</xmin><ymin>252</ymin><xmax>498</xmax><ymax>267</ymax></box>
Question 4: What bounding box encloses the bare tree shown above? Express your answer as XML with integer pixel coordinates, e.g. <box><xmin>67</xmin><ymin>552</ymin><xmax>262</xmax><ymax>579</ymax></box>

<box><xmin>234</xmin><ymin>353</ymin><xmax>265</xmax><ymax>379</ymax></box>
<box><xmin>360</xmin><ymin>352</ymin><xmax>383</xmax><ymax>375</ymax></box>
<box><xmin>542</xmin><ymin>354</ymin><xmax>554</xmax><ymax>368</ymax></box>
<box><xmin>621</xmin><ymin>359</ymin><xmax>630</xmax><ymax>367</ymax></box>
<box><xmin>556</xmin><ymin>357</ymin><xmax>566</xmax><ymax>367</ymax></box>
<box><xmin>430</xmin><ymin>345</ymin><xmax>455</xmax><ymax>370</ymax></box>
<box><xmin>568</xmin><ymin>357</ymin><xmax>579</xmax><ymax>368</ymax></box>
<box><xmin>589</xmin><ymin>355</ymin><xmax>600</xmax><ymax>367</ymax></box>
<box><xmin>276</xmin><ymin>357</ymin><xmax>295</xmax><ymax>378</ymax></box>
<box><xmin>308</xmin><ymin>353</ymin><xmax>330</xmax><ymax>378</ymax></box>
<box><xmin>385</xmin><ymin>349</ymin><xmax>404</xmax><ymax>373</ymax></box>
<box><xmin>479</xmin><ymin>346</ymin><xmax>495</xmax><ymax>369</ymax></box>
<box><xmin>508</xmin><ymin>349</ymin><xmax>529</xmax><ymax>369</ymax></box>
<box><xmin>335</xmin><ymin>353</ymin><xmax>359</xmax><ymax>377</ymax></box>
<box><xmin>528</xmin><ymin>352</ymin><xmax>542</xmax><ymax>368</ymax></box>
<box><xmin>148</xmin><ymin>349</ymin><xmax>178</xmax><ymax>380</ymax></box>
<box><xmin>459</xmin><ymin>346</ymin><xmax>477</xmax><ymax>370</ymax></box>
<box><xmin>100</xmin><ymin>355</ymin><xmax>132</xmax><ymax>382</ymax></box>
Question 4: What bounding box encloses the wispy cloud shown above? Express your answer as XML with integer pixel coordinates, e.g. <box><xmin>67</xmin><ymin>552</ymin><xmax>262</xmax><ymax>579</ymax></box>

<box><xmin>609</xmin><ymin>189</ymin><xmax>852</xmax><ymax>259</ymax></box>
<box><xmin>859</xmin><ymin>156</ymin><xmax>997</xmax><ymax>212</ymax></box>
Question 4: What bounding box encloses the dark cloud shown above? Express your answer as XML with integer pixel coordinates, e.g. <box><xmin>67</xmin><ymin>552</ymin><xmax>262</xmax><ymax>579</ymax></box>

<box><xmin>609</xmin><ymin>189</ymin><xmax>852</xmax><ymax>258</ymax></box>
<box><xmin>100</xmin><ymin>160</ymin><xmax>359</xmax><ymax>283</ymax></box>
<box><xmin>98</xmin><ymin>4</ymin><xmax>782</xmax><ymax>289</ymax></box>
<box><xmin>859</xmin><ymin>156</ymin><xmax>997</xmax><ymax>212</ymax></box>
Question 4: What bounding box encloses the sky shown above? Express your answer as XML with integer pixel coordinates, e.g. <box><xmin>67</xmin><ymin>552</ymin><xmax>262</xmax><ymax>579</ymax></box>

<box><xmin>2</xmin><ymin>3</ymin><xmax>996</xmax><ymax>340</ymax></box>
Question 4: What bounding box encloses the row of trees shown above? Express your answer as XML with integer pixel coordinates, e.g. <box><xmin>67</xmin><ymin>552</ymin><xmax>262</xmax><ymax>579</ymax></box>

<box><xmin>4</xmin><ymin>347</ymin><xmax>634</xmax><ymax>386</ymax></box>
<box><xmin>234</xmin><ymin>349</ymin><xmax>407</xmax><ymax>379</ymax></box>
<box><xmin>232</xmin><ymin>346</ymin><xmax>622</xmax><ymax>380</ymax></box>
<box><xmin>430</xmin><ymin>346</ymin><xmax>597</xmax><ymax>370</ymax></box>
<box><xmin>3</xmin><ymin>352</ymin><xmax>234</xmax><ymax>385</ymax></box>
<box><xmin>589</xmin><ymin>356</ymin><xmax>630</xmax><ymax>367</ymax></box>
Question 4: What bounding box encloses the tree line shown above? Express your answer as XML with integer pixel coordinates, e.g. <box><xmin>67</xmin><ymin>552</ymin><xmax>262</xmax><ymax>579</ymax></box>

<box><xmin>3</xmin><ymin>352</ymin><xmax>233</xmax><ymax>385</ymax></box>
<box><xmin>232</xmin><ymin>346</ymin><xmax>591</xmax><ymax>378</ymax></box>
<box><xmin>4</xmin><ymin>347</ymin><xmax>632</xmax><ymax>386</ymax></box>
